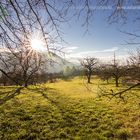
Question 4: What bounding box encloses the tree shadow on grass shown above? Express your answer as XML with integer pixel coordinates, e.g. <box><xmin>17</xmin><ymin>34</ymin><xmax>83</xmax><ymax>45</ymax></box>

<box><xmin>27</xmin><ymin>86</ymin><xmax>58</xmax><ymax>104</ymax></box>
<box><xmin>99</xmin><ymin>82</ymin><xmax>115</xmax><ymax>85</ymax></box>
<box><xmin>27</xmin><ymin>86</ymin><xmax>57</xmax><ymax>94</ymax></box>
<box><xmin>0</xmin><ymin>84</ymin><xmax>58</xmax><ymax>106</ymax></box>
<box><xmin>0</xmin><ymin>87</ymin><xmax>24</xmax><ymax>105</ymax></box>
<box><xmin>0</xmin><ymin>85</ymin><xmax>59</xmax><ymax>106</ymax></box>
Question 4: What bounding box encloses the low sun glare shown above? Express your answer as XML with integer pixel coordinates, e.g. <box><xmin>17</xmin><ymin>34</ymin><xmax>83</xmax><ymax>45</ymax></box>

<box><xmin>31</xmin><ymin>38</ymin><xmax>46</xmax><ymax>52</ymax></box>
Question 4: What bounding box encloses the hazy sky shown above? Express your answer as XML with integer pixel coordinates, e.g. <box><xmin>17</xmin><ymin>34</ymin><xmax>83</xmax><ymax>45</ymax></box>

<box><xmin>60</xmin><ymin>7</ymin><xmax>140</xmax><ymax>62</ymax></box>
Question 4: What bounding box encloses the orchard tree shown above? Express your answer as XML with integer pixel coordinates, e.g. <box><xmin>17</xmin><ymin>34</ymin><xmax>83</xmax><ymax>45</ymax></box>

<box><xmin>0</xmin><ymin>0</ymin><xmax>66</xmax><ymax>87</ymax></box>
<box><xmin>98</xmin><ymin>50</ymin><xmax>140</xmax><ymax>101</ymax></box>
<box><xmin>108</xmin><ymin>53</ymin><xmax>126</xmax><ymax>87</ymax></box>
<box><xmin>98</xmin><ymin>64</ymin><xmax>112</xmax><ymax>84</ymax></box>
<box><xmin>127</xmin><ymin>49</ymin><xmax>140</xmax><ymax>83</ymax></box>
<box><xmin>0</xmin><ymin>50</ymin><xmax>45</xmax><ymax>87</ymax></box>
<box><xmin>81</xmin><ymin>57</ymin><xmax>98</xmax><ymax>83</ymax></box>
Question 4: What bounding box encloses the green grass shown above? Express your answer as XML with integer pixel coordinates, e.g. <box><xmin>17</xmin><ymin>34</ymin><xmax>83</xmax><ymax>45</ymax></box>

<box><xmin>0</xmin><ymin>77</ymin><xmax>140</xmax><ymax>140</ymax></box>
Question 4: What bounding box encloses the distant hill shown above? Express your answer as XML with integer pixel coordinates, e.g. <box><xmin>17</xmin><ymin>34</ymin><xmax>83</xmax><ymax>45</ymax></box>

<box><xmin>0</xmin><ymin>51</ymin><xmax>79</xmax><ymax>74</ymax></box>
<box><xmin>42</xmin><ymin>52</ymin><xmax>79</xmax><ymax>73</ymax></box>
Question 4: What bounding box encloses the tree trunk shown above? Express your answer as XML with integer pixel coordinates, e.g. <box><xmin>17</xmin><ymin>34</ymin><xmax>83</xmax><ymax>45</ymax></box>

<box><xmin>107</xmin><ymin>79</ymin><xmax>109</xmax><ymax>84</ymax></box>
<box><xmin>115</xmin><ymin>77</ymin><xmax>119</xmax><ymax>87</ymax></box>
<box><xmin>87</xmin><ymin>74</ymin><xmax>91</xmax><ymax>83</ymax></box>
<box><xmin>24</xmin><ymin>82</ymin><xmax>28</xmax><ymax>87</ymax></box>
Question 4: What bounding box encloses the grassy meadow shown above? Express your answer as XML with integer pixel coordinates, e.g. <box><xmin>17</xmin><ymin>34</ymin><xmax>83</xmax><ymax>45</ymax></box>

<box><xmin>0</xmin><ymin>77</ymin><xmax>140</xmax><ymax>140</ymax></box>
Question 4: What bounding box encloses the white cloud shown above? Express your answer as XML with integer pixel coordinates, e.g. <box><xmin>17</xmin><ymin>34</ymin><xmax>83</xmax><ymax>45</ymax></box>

<box><xmin>64</xmin><ymin>47</ymin><xmax>129</xmax><ymax>63</ymax></box>
<box><xmin>63</xmin><ymin>46</ymin><xmax>78</xmax><ymax>53</ymax></box>
<box><xmin>102</xmin><ymin>47</ymin><xmax>118</xmax><ymax>52</ymax></box>
<box><xmin>65</xmin><ymin>47</ymin><xmax>119</xmax><ymax>58</ymax></box>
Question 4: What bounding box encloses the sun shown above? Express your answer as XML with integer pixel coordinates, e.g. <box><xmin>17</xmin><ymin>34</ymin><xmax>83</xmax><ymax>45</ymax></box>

<box><xmin>31</xmin><ymin>38</ymin><xmax>46</xmax><ymax>51</ymax></box>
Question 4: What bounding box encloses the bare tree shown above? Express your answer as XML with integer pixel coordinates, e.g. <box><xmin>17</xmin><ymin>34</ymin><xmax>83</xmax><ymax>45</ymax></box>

<box><xmin>109</xmin><ymin>53</ymin><xmax>126</xmax><ymax>87</ymax></box>
<box><xmin>98</xmin><ymin>50</ymin><xmax>140</xmax><ymax>101</ymax></box>
<box><xmin>0</xmin><ymin>48</ymin><xmax>45</xmax><ymax>87</ymax></box>
<box><xmin>81</xmin><ymin>57</ymin><xmax>98</xmax><ymax>83</ymax></box>
<box><xmin>98</xmin><ymin>64</ymin><xmax>112</xmax><ymax>84</ymax></box>
<box><xmin>97</xmin><ymin>55</ymin><xmax>126</xmax><ymax>87</ymax></box>
<box><xmin>0</xmin><ymin>0</ymin><xmax>68</xmax><ymax>87</ymax></box>
<box><xmin>127</xmin><ymin>48</ymin><xmax>140</xmax><ymax>83</ymax></box>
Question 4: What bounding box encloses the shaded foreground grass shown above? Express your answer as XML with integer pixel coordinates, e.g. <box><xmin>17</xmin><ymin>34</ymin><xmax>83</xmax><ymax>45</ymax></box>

<box><xmin>0</xmin><ymin>77</ymin><xmax>140</xmax><ymax>140</ymax></box>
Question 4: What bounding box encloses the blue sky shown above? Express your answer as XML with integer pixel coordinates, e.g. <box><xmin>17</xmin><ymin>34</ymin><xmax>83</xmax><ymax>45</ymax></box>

<box><xmin>60</xmin><ymin>8</ymin><xmax>140</xmax><ymax>62</ymax></box>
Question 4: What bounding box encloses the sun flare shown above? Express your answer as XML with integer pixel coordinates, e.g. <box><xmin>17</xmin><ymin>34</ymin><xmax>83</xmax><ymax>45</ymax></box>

<box><xmin>31</xmin><ymin>39</ymin><xmax>46</xmax><ymax>51</ymax></box>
